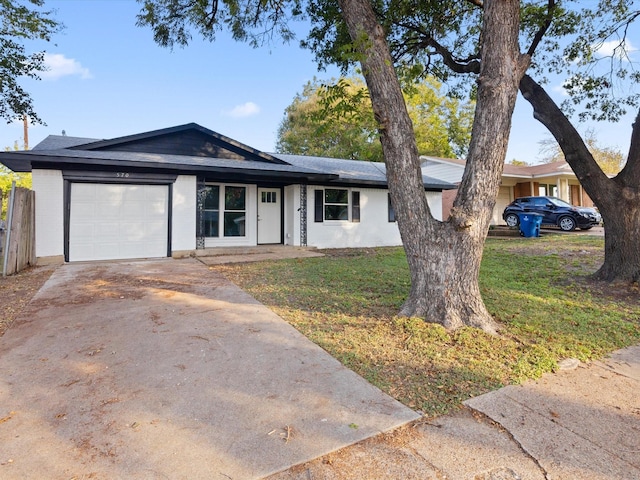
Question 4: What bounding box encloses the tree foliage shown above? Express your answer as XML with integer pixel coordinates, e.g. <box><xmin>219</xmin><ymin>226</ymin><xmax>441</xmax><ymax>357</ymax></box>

<box><xmin>507</xmin><ymin>159</ymin><xmax>530</xmax><ymax>166</ymax></box>
<box><xmin>303</xmin><ymin>0</ymin><xmax>639</xmax><ymax>123</ymax></box>
<box><xmin>275</xmin><ymin>75</ymin><xmax>474</xmax><ymax>160</ymax></box>
<box><xmin>0</xmin><ymin>0</ymin><xmax>61</xmax><ymax>124</ymax></box>
<box><xmin>0</xmin><ymin>153</ymin><xmax>31</xmax><ymax>221</ymax></box>
<box><xmin>276</xmin><ymin>77</ymin><xmax>380</xmax><ymax>160</ymax></box>
<box><xmin>538</xmin><ymin>130</ymin><xmax>626</xmax><ymax>175</ymax></box>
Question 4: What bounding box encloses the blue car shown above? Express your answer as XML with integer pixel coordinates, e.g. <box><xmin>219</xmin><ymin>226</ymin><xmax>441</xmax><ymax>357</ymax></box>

<box><xmin>503</xmin><ymin>196</ymin><xmax>601</xmax><ymax>231</ymax></box>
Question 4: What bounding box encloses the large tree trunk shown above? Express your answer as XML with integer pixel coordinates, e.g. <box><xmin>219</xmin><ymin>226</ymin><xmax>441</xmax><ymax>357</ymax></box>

<box><xmin>337</xmin><ymin>0</ymin><xmax>528</xmax><ymax>332</ymax></box>
<box><xmin>520</xmin><ymin>75</ymin><xmax>640</xmax><ymax>282</ymax></box>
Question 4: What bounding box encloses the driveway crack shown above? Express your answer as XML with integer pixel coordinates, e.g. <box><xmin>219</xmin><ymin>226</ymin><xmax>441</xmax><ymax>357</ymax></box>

<box><xmin>467</xmin><ymin>408</ymin><xmax>551</xmax><ymax>480</ymax></box>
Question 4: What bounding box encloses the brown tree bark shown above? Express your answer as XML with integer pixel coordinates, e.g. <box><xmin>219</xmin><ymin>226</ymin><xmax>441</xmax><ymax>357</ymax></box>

<box><xmin>520</xmin><ymin>74</ymin><xmax>640</xmax><ymax>282</ymax></box>
<box><xmin>337</xmin><ymin>0</ymin><xmax>529</xmax><ymax>332</ymax></box>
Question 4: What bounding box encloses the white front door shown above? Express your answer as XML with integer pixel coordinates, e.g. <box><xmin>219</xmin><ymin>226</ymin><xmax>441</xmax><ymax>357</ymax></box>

<box><xmin>257</xmin><ymin>188</ymin><xmax>281</xmax><ymax>244</ymax></box>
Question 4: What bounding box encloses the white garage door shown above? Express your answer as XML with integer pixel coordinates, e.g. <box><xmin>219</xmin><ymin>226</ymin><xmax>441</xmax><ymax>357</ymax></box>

<box><xmin>492</xmin><ymin>186</ymin><xmax>512</xmax><ymax>225</ymax></box>
<box><xmin>69</xmin><ymin>183</ymin><xmax>169</xmax><ymax>262</ymax></box>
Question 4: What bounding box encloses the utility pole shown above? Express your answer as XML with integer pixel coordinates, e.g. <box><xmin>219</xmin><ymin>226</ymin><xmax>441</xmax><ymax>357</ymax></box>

<box><xmin>23</xmin><ymin>114</ymin><xmax>28</xmax><ymax>150</ymax></box>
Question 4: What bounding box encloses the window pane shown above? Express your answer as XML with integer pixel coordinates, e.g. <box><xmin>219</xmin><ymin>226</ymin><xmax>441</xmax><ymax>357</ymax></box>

<box><xmin>325</xmin><ymin>205</ymin><xmax>349</xmax><ymax>220</ymax></box>
<box><xmin>388</xmin><ymin>195</ymin><xmax>396</xmax><ymax>222</ymax></box>
<box><xmin>225</xmin><ymin>186</ymin><xmax>246</xmax><ymax>210</ymax></box>
<box><xmin>203</xmin><ymin>210</ymin><xmax>219</xmax><ymax>237</ymax></box>
<box><xmin>204</xmin><ymin>186</ymin><xmax>219</xmax><ymax>210</ymax></box>
<box><xmin>325</xmin><ymin>188</ymin><xmax>348</xmax><ymax>204</ymax></box>
<box><xmin>224</xmin><ymin>212</ymin><xmax>245</xmax><ymax>236</ymax></box>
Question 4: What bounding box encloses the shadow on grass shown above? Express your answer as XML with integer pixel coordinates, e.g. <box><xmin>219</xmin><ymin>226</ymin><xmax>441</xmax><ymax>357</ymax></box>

<box><xmin>216</xmin><ymin>239</ymin><xmax>640</xmax><ymax>416</ymax></box>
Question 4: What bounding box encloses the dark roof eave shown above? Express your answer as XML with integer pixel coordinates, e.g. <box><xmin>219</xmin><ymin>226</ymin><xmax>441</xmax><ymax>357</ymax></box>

<box><xmin>0</xmin><ymin>153</ymin><xmax>32</xmax><ymax>172</ymax></box>
<box><xmin>0</xmin><ymin>152</ymin><xmax>452</xmax><ymax>190</ymax></box>
<box><xmin>18</xmin><ymin>155</ymin><xmax>335</xmax><ymax>183</ymax></box>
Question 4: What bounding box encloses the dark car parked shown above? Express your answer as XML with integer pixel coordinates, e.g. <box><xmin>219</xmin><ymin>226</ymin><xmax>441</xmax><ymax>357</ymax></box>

<box><xmin>502</xmin><ymin>196</ymin><xmax>601</xmax><ymax>231</ymax></box>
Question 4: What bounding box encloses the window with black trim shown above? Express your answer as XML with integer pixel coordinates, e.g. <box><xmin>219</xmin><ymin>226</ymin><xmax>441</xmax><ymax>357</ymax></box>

<box><xmin>203</xmin><ymin>186</ymin><xmax>220</xmax><ymax>237</ymax></box>
<box><xmin>324</xmin><ymin>188</ymin><xmax>349</xmax><ymax>220</ymax></box>
<box><xmin>314</xmin><ymin>188</ymin><xmax>360</xmax><ymax>222</ymax></box>
<box><xmin>203</xmin><ymin>185</ymin><xmax>246</xmax><ymax>237</ymax></box>
<box><xmin>351</xmin><ymin>191</ymin><xmax>360</xmax><ymax>223</ymax></box>
<box><xmin>388</xmin><ymin>194</ymin><xmax>396</xmax><ymax>222</ymax></box>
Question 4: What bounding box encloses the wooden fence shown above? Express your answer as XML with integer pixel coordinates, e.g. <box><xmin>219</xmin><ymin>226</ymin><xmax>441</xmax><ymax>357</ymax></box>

<box><xmin>2</xmin><ymin>187</ymin><xmax>36</xmax><ymax>276</ymax></box>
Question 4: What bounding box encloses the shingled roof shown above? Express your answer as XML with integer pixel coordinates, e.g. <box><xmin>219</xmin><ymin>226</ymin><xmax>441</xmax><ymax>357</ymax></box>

<box><xmin>0</xmin><ymin>124</ymin><xmax>455</xmax><ymax>191</ymax></box>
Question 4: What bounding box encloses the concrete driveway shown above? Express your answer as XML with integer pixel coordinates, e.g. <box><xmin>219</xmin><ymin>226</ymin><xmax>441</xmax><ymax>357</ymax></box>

<box><xmin>0</xmin><ymin>259</ymin><xmax>418</xmax><ymax>479</ymax></box>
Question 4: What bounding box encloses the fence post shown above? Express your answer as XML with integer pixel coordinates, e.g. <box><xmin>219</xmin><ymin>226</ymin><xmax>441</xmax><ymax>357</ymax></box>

<box><xmin>2</xmin><ymin>181</ymin><xmax>16</xmax><ymax>277</ymax></box>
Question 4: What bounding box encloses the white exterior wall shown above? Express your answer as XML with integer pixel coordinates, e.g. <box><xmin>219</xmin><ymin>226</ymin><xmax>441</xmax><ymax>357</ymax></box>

<box><xmin>307</xmin><ymin>186</ymin><xmax>399</xmax><ymax>248</ymax></box>
<box><xmin>171</xmin><ymin>175</ymin><xmax>196</xmax><ymax>252</ymax></box>
<box><xmin>32</xmin><ymin>169</ymin><xmax>64</xmax><ymax>259</ymax></box>
<box><xmin>305</xmin><ymin>186</ymin><xmax>443</xmax><ymax>249</ymax></box>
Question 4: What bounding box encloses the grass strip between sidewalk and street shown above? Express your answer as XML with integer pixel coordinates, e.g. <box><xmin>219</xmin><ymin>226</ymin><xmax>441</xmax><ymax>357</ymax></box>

<box><xmin>216</xmin><ymin>235</ymin><xmax>640</xmax><ymax>417</ymax></box>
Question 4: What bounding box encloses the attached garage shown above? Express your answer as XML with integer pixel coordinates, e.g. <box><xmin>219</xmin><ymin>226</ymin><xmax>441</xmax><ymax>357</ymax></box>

<box><xmin>68</xmin><ymin>183</ymin><xmax>169</xmax><ymax>262</ymax></box>
<box><xmin>493</xmin><ymin>186</ymin><xmax>512</xmax><ymax>225</ymax></box>
<box><xmin>60</xmin><ymin>171</ymin><xmax>177</xmax><ymax>262</ymax></box>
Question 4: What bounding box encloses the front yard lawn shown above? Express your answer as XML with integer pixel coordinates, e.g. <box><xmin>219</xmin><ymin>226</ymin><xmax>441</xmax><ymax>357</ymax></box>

<box><xmin>216</xmin><ymin>235</ymin><xmax>640</xmax><ymax>417</ymax></box>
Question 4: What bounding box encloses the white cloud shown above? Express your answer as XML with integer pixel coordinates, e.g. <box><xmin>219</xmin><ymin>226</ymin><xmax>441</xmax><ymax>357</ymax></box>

<box><xmin>224</xmin><ymin>102</ymin><xmax>261</xmax><ymax>118</ymax></box>
<box><xmin>41</xmin><ymin>53</ymin><xmax>92</xmax><ymax>80</ymax></box>
<box><xmin>552</xmin><ymin>83</ymin><xmax>569</xmax><ymax>96</ymax></box>
<box><xmin>594</xmin><ymin>39</ymin><xmax>636</xmax><ymax>59</ymax></box>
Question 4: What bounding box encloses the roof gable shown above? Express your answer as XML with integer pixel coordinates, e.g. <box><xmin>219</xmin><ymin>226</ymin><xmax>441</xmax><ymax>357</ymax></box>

<box><xmin>70</xmin><ymin>123</ymin><xmax>286</xmax><ymax>164</ymax></box>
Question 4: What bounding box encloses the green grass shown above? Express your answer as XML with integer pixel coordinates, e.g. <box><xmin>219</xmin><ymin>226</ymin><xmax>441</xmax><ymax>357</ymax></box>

<box><xmin>216</xmin><ymin>236</ymin><xmax>640</xmax><ymax>417</ymax></box>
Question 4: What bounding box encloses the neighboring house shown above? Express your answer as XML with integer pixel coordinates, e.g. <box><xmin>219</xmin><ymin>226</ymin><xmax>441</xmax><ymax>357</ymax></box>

<box><xmin>421</xmin><ymin>156</ymin><xmax>595</xmax><ymax>225</ymax></box>
<box><xmin>0</xmin><ymin>123</ymin><xmax>452</xmax><ymax>263</ymax></box>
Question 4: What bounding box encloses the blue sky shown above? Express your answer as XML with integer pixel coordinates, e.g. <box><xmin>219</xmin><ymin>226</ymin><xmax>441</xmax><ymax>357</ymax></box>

<box><xmin>1</xmin><ymin>0</ymin><xmax>638</xmax><ymax>165</ymax></box>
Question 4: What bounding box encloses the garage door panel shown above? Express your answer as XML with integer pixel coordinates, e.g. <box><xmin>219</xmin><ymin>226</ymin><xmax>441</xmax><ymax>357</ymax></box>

<box><xmin>95</xmin><ymin>202</ymin><xmax>119</xmax><ymax>219</ymax></box>
<box><xmin>493</xmin><ymin>186</ymin><xmax>512</xmax><ymax>225</ymax></box>
<box><xmin>73</xmin><ymin>202</ymin><xmax>96</xmax><ymax>218</ymax></box>
<box><xmin>70</xmin><ymin>184</ymin><xmax>169</xmax><ymax>261</ymax></box>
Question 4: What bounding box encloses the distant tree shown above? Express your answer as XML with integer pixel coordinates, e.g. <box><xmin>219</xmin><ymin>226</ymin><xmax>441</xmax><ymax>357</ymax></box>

<box><xmin>276</xmin><ymin>76</ymin><xmax>474</xmax><ymax>161</ymax></box>
<box><xmin>407</xmin><ymin>78</ymin><xmax>474</xmax><ymax>158</ymax></box>
<box><xmin>538</xmin><ymin>130</ymin><xmax>626</xmax><ymax>175</ymax></box>
<box><xmin>507</xmin><ymin>159</ymin><xmax>530</xmax><ymax>166</ymax></box>
<box><xmin>0</xmin><ymin>0</ymin><xmax>62</xmax><ymax>124</ymax></box>
<box><xmin>276</xmin><ymin>77</ymin><xmax>381</xmax><ymax>161</ymax></box>
<box><xmin>1</xmin><ymin>144</ymin><xmax>31</xmax><ymax>220</ymax></box>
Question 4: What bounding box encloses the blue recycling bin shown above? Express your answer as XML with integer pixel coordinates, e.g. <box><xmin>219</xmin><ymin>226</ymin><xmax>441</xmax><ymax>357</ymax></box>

<box><xmin>517</xmin><ymin>213</ymin><xmax>543</xmax><ymax>237</ymax></box>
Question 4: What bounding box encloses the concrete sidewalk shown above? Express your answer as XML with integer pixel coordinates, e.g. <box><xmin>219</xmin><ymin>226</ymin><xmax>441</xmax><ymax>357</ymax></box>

<box><xmin>0</xmin><ymin>259</ymin><xmax>418</xmax><ymax>479</ymax></box>
<box><xmin>271</xmin><ymin>345</ymin><xmax>640</xmax><ymax>479</ymax></box>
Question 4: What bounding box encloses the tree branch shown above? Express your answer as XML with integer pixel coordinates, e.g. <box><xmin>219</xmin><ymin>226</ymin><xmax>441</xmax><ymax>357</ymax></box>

<box><xmin>526</xmin><ymin>0</ymin><xmax>555</xmax><ymax>56</ymax></box>
<box><xmin>393</xmin><ymin>24</ymin><xmax>480</xmax><ymax>74</ymax></box>
<box><xmin>519</xmin><ymin>74</ymin><xmax>610</xmax><ymax>196</ymax></box>
<box><xmin>619</xmin><ymin>107</ymin><xmax>640</xmax><ymax>183</ymax></box>
<box><xmin>205</xmin><ymin>0</ymin><xmax>219</xmax><ymax>29</ymax></box>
